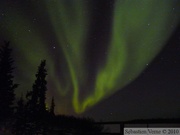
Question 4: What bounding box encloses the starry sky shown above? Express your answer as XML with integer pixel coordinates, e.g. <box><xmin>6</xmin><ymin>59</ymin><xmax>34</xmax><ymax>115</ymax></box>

<box><xmin>0</xmin><ymin>0</ymin><xmax>180</xmax><ymax>121</ymax></box>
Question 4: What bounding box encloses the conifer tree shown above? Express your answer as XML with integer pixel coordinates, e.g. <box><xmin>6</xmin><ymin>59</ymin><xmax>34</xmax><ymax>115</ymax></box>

<box><xmin>26</xmin><ymin>60</ymin><xmax>48</xmax><ymax>134</ymax></box>
<box><xmin>0</xmin><ymin>41</ymin><xmax>18</xmax><ymax>124</ymax></box>
<box><xmin>50</xmin><ymin>97</ymin><xmax>55</xmax><ymax>116</ymax></box>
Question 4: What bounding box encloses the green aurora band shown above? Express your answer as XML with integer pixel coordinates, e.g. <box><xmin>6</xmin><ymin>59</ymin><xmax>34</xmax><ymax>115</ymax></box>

<box><xmin>0</xmin><ymin>0</ymin><xmax>179</xmax><ymax>114</ymax></box>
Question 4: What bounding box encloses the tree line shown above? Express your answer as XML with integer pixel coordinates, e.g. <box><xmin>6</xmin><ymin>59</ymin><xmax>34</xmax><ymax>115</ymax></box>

<box><xmin>0</xmin><ymin>41</ymin><xmax>103</xmax><ymax>135</ymax></box>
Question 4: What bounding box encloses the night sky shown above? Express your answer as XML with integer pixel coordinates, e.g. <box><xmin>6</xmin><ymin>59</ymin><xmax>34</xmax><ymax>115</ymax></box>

<box><xmin>0</xmin><ymin>0</ymin><xmax>180</xmax><ymax>121</ymax></box>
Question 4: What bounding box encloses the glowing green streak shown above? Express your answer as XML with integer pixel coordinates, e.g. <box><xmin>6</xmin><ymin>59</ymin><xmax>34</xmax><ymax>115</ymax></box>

<box><xmin>80</xmin><ymin>40</ymin><xmax>127</xmax><ymax>112</ymax></box>
<box><xmin>45</xmin><ymin>0</ymin><xmax>89</xmax><ymax>113</ymax></box>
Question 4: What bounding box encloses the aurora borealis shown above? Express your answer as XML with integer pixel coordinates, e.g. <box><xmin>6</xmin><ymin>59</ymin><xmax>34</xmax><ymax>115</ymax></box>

<box><xmin>0</xmin><ymin>0</ymin><xmax>180</xmax><ymax>117</ymax></box>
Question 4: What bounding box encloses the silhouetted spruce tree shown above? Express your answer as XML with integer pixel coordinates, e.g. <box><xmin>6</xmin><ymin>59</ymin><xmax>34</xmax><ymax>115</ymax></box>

<box><xmin>0</xmin><ymin>41</ymin><xmax>18</xmax><ymax>126</ymax></box>
<box><xmin>26</xmin><ymin>60</ymin><xmax>48</xmax><ymax>135</ymax></box>
<box><xmin>50</xmin><ymin>97</ymin><xmax>55</xmax><ymax>116</ymax></box>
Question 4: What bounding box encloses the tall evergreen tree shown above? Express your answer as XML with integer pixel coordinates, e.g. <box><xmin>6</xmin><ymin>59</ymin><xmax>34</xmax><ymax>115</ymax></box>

<box><xmin>50</xmin><ymin>97</ymin><xmax>55</xmax><ymax>116</ymax></box>
<box><xmin>26</xmin><ymin>60</ymin><xmax>48</xmax><ymax>134</ymax></box>
<box><xmin>0</xmin><ymin>41</ymin><xmax>18</xmax><ymax>124</ymax></box>
<box><xmin>37</xmin><ymin>60</ymin><xmax>47</xmax><ymax>113</ymax></box>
